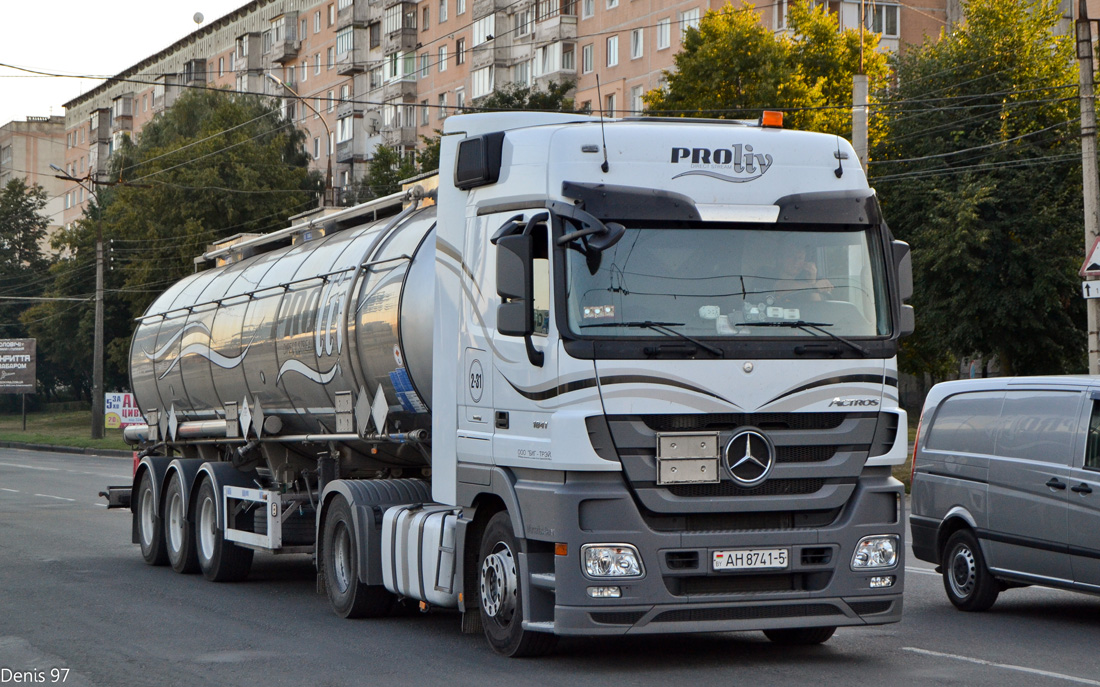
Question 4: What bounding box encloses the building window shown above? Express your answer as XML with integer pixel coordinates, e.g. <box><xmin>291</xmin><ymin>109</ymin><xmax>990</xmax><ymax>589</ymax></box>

<box><xmin>218</xmin><ymin>57</ymin><xmax>224</xmax><ymax>77</ymax></box>
<box><xmin>456</xmin><ymin>88</ymin><xmax>466</xmax><ymax>111</ymax></box>
<box><xmin>370</xmin><ymin>22</ymin><xmax>381</xmax><ymax>48</ymax></box>
<box><xmin>472</xmin><ymin>66</ymin><xmax>494</xmax><ymax>98</ymax></box>
<box><xmin>439</xmin><ymin>45</ymin><xmax>448</xmax><ymax>71</ymax></box>
<box><xmin>631</xmin><ymin>28</ymin><xmax>643</xmax><ymax>59</ymax></box>
<box><xmin>679</xmin><ymin>8</ymin><xmax>700</xmax><ymax>41</ymax></box>
<box><xmin>607</xmin><ymin>0</ymin><xmax>617</xmax><ymax>7</ymax></box>
<box><xmin>336</xmin><ymin>28</ymin><xmax>353</xmax><ymax>55</ymax></box>
<box><xmin>328</xmin><ymin>3</ymin><xmax>335</xmax><ymax>26</ymax></box>
<box><xmin>473</xmin><ymin>15</ymin><xmax>495</xmax><ymax>46</ymax></box>
<box><xmin>582</xmin><ymin>43</ymin><xmax>593</xmax><ymax>73</ymax></box>
<box><xmin>329</xmin><ymin>132</ymin><xmax>335</xmax><ymax>155</ymax></box>
<box><xmin>421</xmin><ymin>52</ymin><xmax>430</xmax><ymax>77</ymax></box>
<box><xmin>514</xmin><ymin>59</ymin><xmax>532</xmax><ymax>86</ymax></box>
<box><xmin>327</xmin><ymin>90</ymin><xmax>335</xmax><ymax>112</ymax></box>
<box><xmin>423</xmin><ymin>6</ymin><xmax>430</xmax><ymax>29</ymax></box>
<box><xmin>315</xmin><ymin>10</ymin><xmax>321</xmax><ymax>32</ymax></box>
<box><xmin>657</xmin><ymin>18</ymin><xmax>670</xmax><ymax>49</ymax></box>
<box><xmin>301</xmin><ymin>17</ymin><xmax>309</xmax><ymax>40</ymax></box>
<box><xmin>327</xmin><ymin>47</ymin><xmax>334</xmax><ymax>69</ymax></box>
<box><xmin>515</xmin><ymin>8</ymin><xmax>532</xmax><ymax>36</ymax></box>
<box><xmin>562</xmin><ymin>43</ymin><xmax>575</xmax><ymax>71</ymax></box>
<box><xmin>142</xmin><ymin>94</ymin><xmax>148</xmax><ymax>112</ymax></box>
<box><xmin>440</xmin><ymin>0</ymin><xmax>448</xmax><ymax>22</ymax></box>
<box><xmin>338</xmin><ymin>116</ymin><xmax>353</xmax><ymax>142</ymax></box>
<box><xmin>582</xmin><ymin>0</ymin><xmax>593</xmax><ymax>18</ymax></box>
<box><xmin>630</xmin><ymin>85</ymin><xmax>643</xmax><ymax>114</ymax></box>
<box><xmin>315</xmin><ymin>98</ymin><xmax>321</xmax><ymax>118</ymax></box>
<box><xmin>439</xmin><ymin>93</ymin><xmax>448</xmax><ymax>119</ymax></box>
<box><xmin>287</xmin><ymin>65</ymin><xmax>296</xmax><ymax>83</ymax></box>
<box><xmin>457</xmin><ymin>0</ymin><xmax>465</xmax><ymax>14</ymax></box>
<box><xmin>606</xmin><ymin>35</ymin><xmax>618</xmax><ymax>67</ymax></box>
<box><xmin>339</xmin><ymin>0</ymin><xmax>352</xmax><ymax>8</ymax></box>
<box><xmin>421</xmin><ymin>100</ymin><xmax>430</xmax><ymax>125</ymax></box>
<box><xmin>605</xmin><ymin>93</ymin><xmax>615</xmax><ymax>117</ymax></box>
<box><xmin>314</xmin><ymin>137</ymin><xmax>320</xmax><ymax>159</ymax></box>
<box><xmin>341</xmin><ymin>84</ymin><xmax>350</xmax><ymax>101</ymax></box>
<box><xmin>868</xmin><ymin>4</ymin><xmax>899</xmax><ymax>37</ymax></box>
<box><xmin>315</xmin><ymin>54</ymin><xmax>322</xmax><ymax>74</ymax></box>
<box><xmin>301</xmin><ymin>59</ymin><xmax>309</xmax><ymax>81</ymax></box>
<box><xmin>456</xmin><ymin>38</ymin><xmax>466</xmax><ymax>64</ymax></box>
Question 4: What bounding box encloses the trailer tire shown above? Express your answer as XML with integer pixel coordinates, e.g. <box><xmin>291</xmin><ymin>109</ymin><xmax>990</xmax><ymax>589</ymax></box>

<box><xmin>164</xmin><ymin>472</ymin><xmax>199</xmax><ymax>574</ymax></box>
<box><xmin>194</xmin><ymin>478</ymin><xmax>253</xmax><ymax>582</ymax></box>
<box><xmin>478</xmin><ymin>511</ymin><xmax>557</xmax><ymax>657</ymax></box>
<box><xmin>763</xmin><ymin>626</ymin><xmax>836</xmax><ymax>645</ymax></box>
<box><xmin>322</xmin><ymin>497</ymin><xmax>394</xmax><ymax>619</ymax></box>
<box><xmin>136</xmin><ymin>470</ymin><xmax>168</xmax><ymax>566</ymax></box>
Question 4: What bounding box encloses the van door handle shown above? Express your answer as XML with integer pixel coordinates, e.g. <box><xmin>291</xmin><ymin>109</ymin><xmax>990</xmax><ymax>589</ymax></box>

<box><xmin>1046</xmin><ymin>478</ymin><xmax>1067</xmax><ymax>490</ymax></box>
<box><xmin>1072</xmin><ymin>483</ymin><xmax>1094</xmax><ymax>495</ymax></box>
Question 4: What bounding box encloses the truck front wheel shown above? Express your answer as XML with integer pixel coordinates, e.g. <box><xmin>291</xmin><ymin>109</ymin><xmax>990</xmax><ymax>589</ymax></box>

<box><xmin>194</xmin><ymin>478</ymin><xmax>253</xmax><ymax>582</ymax></box>
<box><xmin>136</xmin><ymin>470</ymin><xmax>168</xmax><ymax>566</ymax></box>
<box><xmin>321</xmin><ymin>497</ymin><xmax>394</xmax><ymax>618</ymax></box>
<box><xmin>477</xmin><ymin>511</ymin><xmax>557</xmax><ymax>657</ymax></box>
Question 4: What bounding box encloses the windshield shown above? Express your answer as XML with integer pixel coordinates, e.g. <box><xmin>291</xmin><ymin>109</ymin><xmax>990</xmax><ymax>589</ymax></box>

<box><xmin>564</xmin><ymin>224</ymin><xmax>890</xmax><ymax>339</ymax></box>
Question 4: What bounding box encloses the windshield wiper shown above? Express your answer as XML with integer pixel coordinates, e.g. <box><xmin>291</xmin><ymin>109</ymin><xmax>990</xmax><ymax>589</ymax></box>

<box><xmin>732</xmin><ymin>320</ymin><xmax>868</xmax><ymax>356</ymax></box>
<box><xmin>581</xmin><ymin>320</ymin><xmax>724</xmax><ymax>357</ymax></box>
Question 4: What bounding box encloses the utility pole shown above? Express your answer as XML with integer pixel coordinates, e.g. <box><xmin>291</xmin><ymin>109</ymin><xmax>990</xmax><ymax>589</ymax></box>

<box><xmin>50</xmin><ymin>165</ymin><xmax>106</xmax><ymax>438</ymax></box>
<box><xmin>852</xmin><ymin>0</ymin><xmax>869</xmax><ymax>169</ymax></box>
<box><xmin>1078</xmin><ymin>1</ymin><xmax>1100</xmax><ymax>374</ymax></box>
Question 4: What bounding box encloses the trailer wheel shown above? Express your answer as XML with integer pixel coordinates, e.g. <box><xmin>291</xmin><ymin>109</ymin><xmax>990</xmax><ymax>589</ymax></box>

<box><xmin>763</xmin><ymin>626</ymin><xmax>836</xmax><ymax>645</ymax></box>
<box><xmin>164</xmin><ymin>472</ymin><xmax>199</xmax><ymax>574</ymax></box>
<box><xmin>136</xmin><ymin>470</ymin><xmax>168</xmax><ymax>566</ymax></box>
<box><xmin>322</xmin><ymin>497</ymin><xmax>394</xmax><ymax>618</ymax></box>
<box><xmin>477</xmin><ymin>511</ymin><xmax>557</xmax><ymax>657</ymax></box>
<box><xmin>194</xmin><ymin>478</ymin><xmax>253</xmax><ymax>582</ymax></box>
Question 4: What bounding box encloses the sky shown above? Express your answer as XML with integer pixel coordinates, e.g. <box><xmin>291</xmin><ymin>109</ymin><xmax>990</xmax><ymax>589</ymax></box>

<box><xmin>0</xmin><ymin>0</ymin><xmax>250</xmax><ymax>127</ymax></box>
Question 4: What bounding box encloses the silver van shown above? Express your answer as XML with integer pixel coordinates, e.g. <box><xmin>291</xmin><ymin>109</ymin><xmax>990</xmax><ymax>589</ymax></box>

<box><xmin>909</xmin><ymin>376</ymin><xmax>1100</xmax><ymax>611</ymax></box>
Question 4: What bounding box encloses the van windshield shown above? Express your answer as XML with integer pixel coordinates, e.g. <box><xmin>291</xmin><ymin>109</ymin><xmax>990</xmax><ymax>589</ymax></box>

<box><xmin>564</xmin><ymin>223</ymin><xmax>891</xmax><ymax>340</ymax></box>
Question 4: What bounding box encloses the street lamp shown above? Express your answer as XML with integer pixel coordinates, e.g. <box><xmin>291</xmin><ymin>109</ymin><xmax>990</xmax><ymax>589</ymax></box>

<box><xmin>266</xmin><ymin>72</ymin><xmax>334</xmax><ymax>205</ymax></box>
<box><xmin>50</xmin><ymin>163</ymin><xmax>105</xmax><ymax>439</ymax></box>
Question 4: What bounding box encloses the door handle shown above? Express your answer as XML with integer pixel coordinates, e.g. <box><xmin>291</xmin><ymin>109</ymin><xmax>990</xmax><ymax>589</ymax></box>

<box><xmin>1046</xmin><ymin>478</ymin><xmax>1067</xmax><ymax>490</ymax></box>
<box><xmin>1072</xmin><ymin>483</ymin><xmax>1094</xmax><ymax>495</ymax></box>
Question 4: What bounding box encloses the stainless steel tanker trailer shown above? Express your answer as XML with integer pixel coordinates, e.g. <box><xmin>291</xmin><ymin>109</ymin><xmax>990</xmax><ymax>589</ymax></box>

<box><xmin>106</xmin><ymin>112</ymin><xmax>914</xmax><ymax>656</ymax></box>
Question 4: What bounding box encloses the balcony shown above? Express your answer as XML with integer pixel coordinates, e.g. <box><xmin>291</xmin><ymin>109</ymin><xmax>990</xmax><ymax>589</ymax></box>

<box><xmin>383</xmin><ymin>28</ymin><xmax>417</xmax><ymax>55</ymax></box>
<box><xmin>336</xmin><ymin>139</ymin><xmax>358</xmax><ymax>163</ymax></box>
<box><xmin>271</xmin><ymin>38</ymin><xmax>300</xmax><ymax>63</ymax></box>
<box><xmin>381</xmin><ymin>126</ymin><xmax>418</xmax><ymax>147</ymax></box>
<box><xmin>382</xmin><ymin>78</ymin><xmax>416</xmax><ymax>101</ymax></box>
<box><xmin>337</xmin><ymin>46</ymin><xmax>366</xmax><ymax>74</ymax></box>
<box><xmin>472</xmin><ymin>44</ymin><xmax>509</xmax><ymax>70</ymax></box>
<box><xmin>535</xmin><ymin>13</ymin><xmax>577</xmax><ymax>43</ymax></box>
<box><xmin>337</xmin><ymin>98</ymin><xmax>363</xmax><ymax>119</ymax></box>
<box><xmin>337</xmin><ymin>2</ymin><xmax>371</xmax><ymax>27</ymax></box>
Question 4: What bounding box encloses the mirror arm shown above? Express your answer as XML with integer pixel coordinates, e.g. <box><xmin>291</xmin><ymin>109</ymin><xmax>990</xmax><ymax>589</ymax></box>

<box><xmin>525</xmin><ymin>336</ymin><xmax>544</xmax><ymax>367</ymax></box>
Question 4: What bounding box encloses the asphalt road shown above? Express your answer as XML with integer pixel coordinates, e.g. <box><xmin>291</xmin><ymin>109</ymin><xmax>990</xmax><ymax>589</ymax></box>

<box><xmin>2</xmin><ymin>447</ymin><xmax>1100</xmax><ymax>687</ymax></box>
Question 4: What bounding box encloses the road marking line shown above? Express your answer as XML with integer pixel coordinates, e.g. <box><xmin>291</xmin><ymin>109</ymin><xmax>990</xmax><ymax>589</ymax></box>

<box><xmin>92</xmin><ymin>503</ymin><xmax>107</xmax><ymax>508</ymax></box>
<box><xmin>33</xmin><ymin>493</ymin><xmax>76</xmax><ymax>502</ymax></box>
<box><xmin>0</xmin><ymin>461</ymin><xmax>59</xmax><ymax>472</ymax></box>
<box><xmin>905</xmin><ymin>567</ymin><xmax>939</xmax><ymax>576</ymax></box>
<box><xmin>0</xmin><ymin>488</ymin><xmax>18</xmax><ymax>493</ymax></box>
<box><xmin>903</xmin><ymin>648</ymin><xmax>1100</xmax><ymax>685</ymax></box>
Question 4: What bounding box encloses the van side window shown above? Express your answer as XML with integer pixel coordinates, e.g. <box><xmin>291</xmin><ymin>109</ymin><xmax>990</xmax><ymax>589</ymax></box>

<box><xmin>925</xmin><ymin>391</ymin><xmax>1002</xmax><ymax>455</ymax></box>
<box><xmin>1087</xmin><ymin>401</ymin><xmax>1100</xmax><ymax>470</ymax></box>
<box><xmin>996</xmin><ymin>391</ymin><xmax>1080</xmax><ymax>466</ymax></box>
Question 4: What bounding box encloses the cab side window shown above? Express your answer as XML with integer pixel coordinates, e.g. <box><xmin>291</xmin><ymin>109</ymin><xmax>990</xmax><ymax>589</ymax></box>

<box><xmin>532</xmin><ymin>223</ymin><xmax>550</xmax><ymax>337</ymax></box>
<box><xmin>1086</xmin><ymin>401</ymin><xmax>1100</xmax><ymax>470</ymax></box>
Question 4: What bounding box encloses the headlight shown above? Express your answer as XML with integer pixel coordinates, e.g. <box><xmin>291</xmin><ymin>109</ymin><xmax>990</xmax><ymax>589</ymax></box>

<box><xmin>581</xmin><ymin>544</ymin><xmax>644</xmax><ymax>578</ymax></box>
<box><xmin>851</xmin><ymin>535</ymin><xmax>898</xmax><ymax>570</ymax></box>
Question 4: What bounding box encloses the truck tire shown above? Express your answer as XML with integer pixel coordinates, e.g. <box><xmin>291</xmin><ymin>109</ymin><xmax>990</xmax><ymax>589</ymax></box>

<box><xmin>164</xmin><ymin>472</ymin><xmax>199</xmax><ymax>574</ymax></box>
<box><xmin>942</xmin><ymin>529</ymin><xmax>999</xmax><ymax>612</ymax></box>
<box><xmin>194</xmin><ymin>478</ymin><xmax>253</xmax><ymax>582</ymax></box>
<box><xmin>477</xmin><ymin>511</ymin><xmax>557</xmax><ymax>657</ymax></box>
<box><xmin>136</xmin><ymin>470</ymin><xmax>168</xmax><ymax>566</ymax></box>
<box><xmin>321</xmin><ymin>497</ymin><xmax>394</xmax><ymax>618</ymax></box>
<box><xmin>763</xmin><ymin>626</ymin><xmax>836</xmax><ymax>645</ymax></box>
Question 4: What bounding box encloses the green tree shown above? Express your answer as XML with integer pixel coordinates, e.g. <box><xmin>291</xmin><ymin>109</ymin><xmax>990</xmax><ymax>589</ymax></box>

<box><xmin>643</xmin><ymin>1</ymin><xmax>888</xmax><ymax>137</ymax></box>
<box><xmin>476</xmin><ymin>79</ymin><xmax>587</xmax><ymax>113</ymax></box>
<box><xmin>25</xmin><ymin>88</ymin><xmax>317</xmax><ymax>396</ymax></box>
<box><xmin>872</xmin><ymin>0</ymin><xmax>1081</xmax><ymax>376</ymax></box>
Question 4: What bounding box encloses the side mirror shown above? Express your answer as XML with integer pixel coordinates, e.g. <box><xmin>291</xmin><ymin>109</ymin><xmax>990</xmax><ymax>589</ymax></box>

<box><xmin>496</xmin><ymin>234</ymin><xmax>533</xmax><ymax>337</ymax></box>
<box><xmin>898</xmin><ymin>304</ymin><xmax>915</xmax><ymax>338</ymax></box>
<box><xmin>892</xmin><ymin>240</ymin><xmax>912</xmax><ymax>302</ymax></box>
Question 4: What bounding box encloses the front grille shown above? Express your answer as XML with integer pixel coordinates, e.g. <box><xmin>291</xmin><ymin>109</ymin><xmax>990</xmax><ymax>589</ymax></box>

<box><xmin>666</xmin><ymin>551</ymin><xmax>700</xmax><ymax>570</ymax></box>
<box><xmin>777</xmin><ymin>445</ymin><xmax>842</xmax><ymax>463</ymax></box>
<box><xmin>642</xmin><ymin>508</ymin><xmax>841</xmax><ymax>532</ymax></box>
<box><xmin>641</xmin><ymin>413</ymin><xmax>858</xmax><ymax>433</ymax></box>
<box><xmin>801</xmin><ymin>547</ymin><xmax>833</xmax><ymax>566</ymax></box>
<box><xmin>653</xmin><ymin>604</ymin><xmax>841</xmax><ymax>623</ymax></box>
<box><xmin>669</xmin><ymin>574</ymin><xmax>795</xmax><ymax>595</ymax></box>
<box><xmin>666</xmin><ymin>479</ymin><xmax>828</xmax><ymax>498</ymax></box>
<box><xmin>590</xmin><ymin>611</ymin><xmax>647</xmax><ymax>625</ymax></box>
<box><xmin>849</xmin><ymin>600</ymin><xmax>894</xmax><ymax>616</ymax></box>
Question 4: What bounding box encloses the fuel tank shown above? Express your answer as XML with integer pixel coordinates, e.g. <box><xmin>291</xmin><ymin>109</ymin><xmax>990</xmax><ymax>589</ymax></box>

<box><xmin>129</xmin><ymin>205</ymin><xmax>437</xmax><ymax>446</ymax></box>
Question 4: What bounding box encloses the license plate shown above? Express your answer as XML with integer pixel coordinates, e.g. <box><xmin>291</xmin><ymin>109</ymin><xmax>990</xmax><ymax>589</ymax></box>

<box><xmin>712</xmin><ymin>548</ymin><xmax>789</xmax><ymax>571</ymax></box>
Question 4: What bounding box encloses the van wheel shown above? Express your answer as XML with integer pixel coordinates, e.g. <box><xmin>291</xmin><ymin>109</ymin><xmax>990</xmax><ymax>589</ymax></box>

<box><xmin>478</xmin><ymin>512</ymin><xmax>557</xmax><ymax>657</ymax></box>
<box><xmin>942</xmin><ymin>530</ymin><xmax>999</xmax><ymax>611</ymax></box>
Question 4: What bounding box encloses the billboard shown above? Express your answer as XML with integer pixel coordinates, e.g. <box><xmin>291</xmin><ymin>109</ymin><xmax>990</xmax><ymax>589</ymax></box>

<box><xmin>105</xmin><ymin>393</ymin><xmax>145</xmax><ymax>429</ymax></box>
<box><xmin>0</xmin><ymin>339</ymin><xmax>35</xmax><ymax>394</ymax></box>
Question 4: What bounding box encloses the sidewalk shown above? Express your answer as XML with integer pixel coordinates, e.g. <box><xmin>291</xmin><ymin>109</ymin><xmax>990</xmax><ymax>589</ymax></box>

<box><xmin>0</xmin><ymin>439</ymin><xmax>132</xmax><ymax>459</ymax></box>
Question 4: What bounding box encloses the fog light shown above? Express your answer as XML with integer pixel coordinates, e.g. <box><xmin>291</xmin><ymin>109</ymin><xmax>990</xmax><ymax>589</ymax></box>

<box><xmin>587</xmin><ymin>586</ymin><xmax>622</xmax><ymax>598</ymax></box>
<box><xmin>581</xmin><ymin>544</ymin><xmax>644</xmax><ymax>578</ymax></box>
<box><xmin>851</xmin><ymin>535</ymin><xmax>898</xmax><ymax>569</ymax></box>
<box><xmin>869</xmin><ymin>576</ymin><xmax>895</xmax><ymax>589</ymax></box>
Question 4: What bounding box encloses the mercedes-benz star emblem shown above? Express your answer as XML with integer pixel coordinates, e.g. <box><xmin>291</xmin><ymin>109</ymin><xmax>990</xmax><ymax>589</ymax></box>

<box><xmin>724</xmin><ymin>430</ymin><xmax>775</xmax><ymax>487</ymax></box>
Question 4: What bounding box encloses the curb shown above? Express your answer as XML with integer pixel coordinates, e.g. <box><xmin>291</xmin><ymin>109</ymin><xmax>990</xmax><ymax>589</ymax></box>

<box><xmin>0</xmin><ymin>440</ymin><xmax>132</xmax><ymax>459</ymax></box>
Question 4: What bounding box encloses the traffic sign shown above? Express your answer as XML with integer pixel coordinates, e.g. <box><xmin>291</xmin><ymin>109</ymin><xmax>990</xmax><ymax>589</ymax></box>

<box><xmin>1083</xmin><ymin>281</ymin><xmax>1100</xmax><ymax>299</ymax></box>
<box><xmin>1082</xmin><ymin>237</ymin><xmax>1100</xmax><ymax>276</ymax></box>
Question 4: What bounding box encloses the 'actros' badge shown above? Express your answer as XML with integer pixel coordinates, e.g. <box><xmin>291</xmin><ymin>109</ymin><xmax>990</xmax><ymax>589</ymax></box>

<box><xmin>724</xmin><ymin>429</ymin><xmax>775</xmax><ymax>487</ymax></box>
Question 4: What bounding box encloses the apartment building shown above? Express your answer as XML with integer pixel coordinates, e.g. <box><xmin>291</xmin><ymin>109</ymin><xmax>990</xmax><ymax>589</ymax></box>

<box><xmin>60</xmin><ymin>0</ymin><xmax>955</xmax><ymax>225</ymax></box>
<box><xmin>0</xmin><ymin>116</ymin><xmax>66</xmax><ymax>241</ymax></box>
